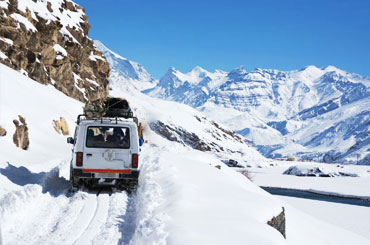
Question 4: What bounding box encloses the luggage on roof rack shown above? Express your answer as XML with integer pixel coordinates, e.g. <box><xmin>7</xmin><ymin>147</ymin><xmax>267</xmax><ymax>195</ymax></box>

<box><xmin>83</xmin><ymin>97</ymin><xmax>133</xmax><ymax>119</ymax></box>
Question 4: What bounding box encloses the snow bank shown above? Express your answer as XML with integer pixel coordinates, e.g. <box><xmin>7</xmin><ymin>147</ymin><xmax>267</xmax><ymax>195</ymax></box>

<box><xmin>131</xmin><ymin>145</ymin><xmax>285</xmax><ymax>245</ymax></box>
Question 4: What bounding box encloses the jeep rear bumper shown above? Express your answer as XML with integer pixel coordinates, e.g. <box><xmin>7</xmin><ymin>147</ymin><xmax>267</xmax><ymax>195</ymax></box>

<box><xmin>72</xmin><ymin>168</ymin><xmax>139</xmax><ymax>179</ymax></box>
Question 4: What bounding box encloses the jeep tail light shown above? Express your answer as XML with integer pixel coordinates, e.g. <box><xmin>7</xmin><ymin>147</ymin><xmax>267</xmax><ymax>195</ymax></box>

<box><xmin>76</xmin><ymin>152</ymin><xmax>83</xmax><ymax>167</ymax></box>
<box><xmin>132</xmin><ymin>154</ymin><xmax>138</xmax><ymax>168</ymax></box>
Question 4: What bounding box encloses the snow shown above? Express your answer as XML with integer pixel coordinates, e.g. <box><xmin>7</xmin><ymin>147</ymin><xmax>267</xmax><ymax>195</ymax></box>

<box><xmin>88</xmin><ymin>51</ymin><xmax>105</xmax><ymax>61</ymax></box>
<box><xmin>85</xmin><ymin>78</ymin><xmax>99</xmax><ymax>87</ymax></box>
<box><xmin>0</xmin><ymin>50</ymin><xmax>7</xmax><ymax>60</ymax></box>
<box><xmin>146</xmin><ymin>62</ymin><xmax>370</xmax><ymax>164</ymax></box>
<box><xmin>20</xmin><ymin>68</ymin><xmax>28</xmax><ymax>76</ymax></box>
<box><xmin>10</xmin><ymin>13</ymin><xmax>37</xmax><ymax>32</ymax></box>
<box><xmin>278</xmin><ymin>196</ymin><xmax>370</xmax><ymax>239</ymax></box>
<box><xmin>0</xmin><ymin>37</ymin><xmax>13</xmax><ymax>45</ymax></box>
<box><xmin>251</xmin><ymin>160</ymin><xmax>370</xmax><ymax>199</ymax></box>
<box><xmin>53</xmin><ymin>44</ymin><xmax>67</xmax><ymax>57</ymax></box>
<box><xmin>0</xmin><ymin>63</ymin><xmax>83</xmax><ymax>166</ymax></box>
<box><xmin>1</xmin><ymin>48</ymin><xmax>370</xmax><ymax>244</ymax></box>
<box><xmin>0</xmin><ymin>0</ymin><xmax>9</xmax><ymax>9</ymax></box>
<box><xmin>282</xmin><ymin>201</ymin><xmax>368</xmax><ymax>245</ymax></box>
<box><xmin>73</xmin><ymin>72</ymin><xmax>87</xmax><ymax>100</ymax></box>
<box><xmin>95</xmin><ymin>40</ymin><xmax>157</xmax><ymax>91</ymax></box>
<box><xmin>137</xmin><ymin>149</ymin><xmax>284</xmax><ymax>245</ymax></box>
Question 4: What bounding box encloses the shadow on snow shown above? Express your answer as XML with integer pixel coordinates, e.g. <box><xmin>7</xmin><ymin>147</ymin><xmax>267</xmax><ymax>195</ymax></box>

<box><xmin>0</xmin><ymin>163</ymin><xmax>70</xmax><ymax>197</ymax></box>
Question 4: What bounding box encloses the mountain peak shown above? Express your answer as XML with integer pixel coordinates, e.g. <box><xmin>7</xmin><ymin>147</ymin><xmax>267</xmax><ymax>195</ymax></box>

<box><xmin>94</xmin><ymin>40</ymin><xmax>127</xmax><ymax>61</ymax></box>
<box><xmin>322</xmin><ymin>65</ymin><xmax>346</xmax><ymax>75</ymax></box>
<box><xmin>191</xmin><ymin>66</ymin><xmax>207</xmax><ymax>73</ymax></box>
<box><xmin>168</xmin><ymin>66</ymin><xmax>178</xmax><ymax>72</ymax></box>
<box><xmin>228</xmin><ymin>66</ymin><xmax>247</xmax><ymax>80</ymax></box>
<box><xmin>302</xmin><ymin>65</ymin><xmax>320</xmax><ymax>72</ymax></box>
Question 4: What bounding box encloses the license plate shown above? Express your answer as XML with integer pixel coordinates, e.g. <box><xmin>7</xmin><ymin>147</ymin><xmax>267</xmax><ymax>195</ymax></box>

<box><xmin>95</xmin><ymin>172</ymin><xmax>118</xmax><ymax>178</ymax></box>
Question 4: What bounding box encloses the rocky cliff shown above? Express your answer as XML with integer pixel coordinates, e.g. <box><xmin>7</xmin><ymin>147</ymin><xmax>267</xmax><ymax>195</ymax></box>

<box><xmin>0</xmin><ymin>0</ymin><xmax>110</xmax><ymax>102</ymax></box>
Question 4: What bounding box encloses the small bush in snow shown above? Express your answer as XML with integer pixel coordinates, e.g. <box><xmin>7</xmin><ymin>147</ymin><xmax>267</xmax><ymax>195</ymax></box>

<box><xmin>240</xmin><ymin>170</ymin><xmax>253</xmax><ymax>181</ymax></box>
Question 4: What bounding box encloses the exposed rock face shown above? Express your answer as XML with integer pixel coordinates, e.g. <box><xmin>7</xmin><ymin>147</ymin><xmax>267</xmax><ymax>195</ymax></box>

<box><xmin>0</xmin><ymin>126</ymin><xmax>6</xmax><ymax>136</ymax></box>
<box><xmin>0</xmin><ymin>0</ymin><xmax>110</xmax><ymax>102</ymax></box>
<box><xmin>149</xmin><ymin>118</ymin><xmax>246</xmax><ymax>153</ymax></box>
<box><xmin>150</xmin><ymin>120</ymin><xmax>213</xmax><ymax>152</ymax></box>
<box><xmin>13</xmin><ymin>115</ymin><xmax>29</xmax><ymax>150</ymax></box>
<box><xmin>53</xmin><ymin>117</ymin><xmax>69</xmax><ymax>135</ymax></box>
<box><xmin>267</xmin><ymin>208</ymin><xmax>286</xmax><ymax>239</ymax></box>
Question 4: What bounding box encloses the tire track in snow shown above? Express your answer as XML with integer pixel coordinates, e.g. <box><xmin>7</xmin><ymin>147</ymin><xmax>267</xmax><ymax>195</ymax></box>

<box><xmin>34</xmin><ymin>192</ymin><xmax>98</xmax><ymax>245</ymax></box>
<box><xmin>71</xmin><ymin>193</ymin><xmax>101</xmax><ymax>245</ymax></box>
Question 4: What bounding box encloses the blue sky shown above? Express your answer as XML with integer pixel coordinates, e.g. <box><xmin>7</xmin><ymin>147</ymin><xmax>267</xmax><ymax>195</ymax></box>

<box><xmin>74</xmin><ymin>0</ymin><xmax>370</xmax><ymax>78</ymax></box>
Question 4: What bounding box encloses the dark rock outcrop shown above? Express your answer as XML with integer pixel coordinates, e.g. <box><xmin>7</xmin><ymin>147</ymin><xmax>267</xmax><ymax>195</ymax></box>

<box><xmin>0</xmin><ymin>0</ymin><xmax>110</xmax><ymax>102</ymax></box>
<box><xmin>267</xmin><ymin>207</ymin><xmax>286</xmax><ymax>238</ymax></box>
<box><xmin>149</xmin><ymin>119</ymin><xmax>246</xmax><ymax>154</ymax></box>
<box><xmin>13</xmin><ymin>115</ymin><xmax>29</xmax><ymax>150</ymax></box>
<box><xmin>150</xmin><ymin>121</ymin><xmax>213</xmax><ymax>152</ymax></box>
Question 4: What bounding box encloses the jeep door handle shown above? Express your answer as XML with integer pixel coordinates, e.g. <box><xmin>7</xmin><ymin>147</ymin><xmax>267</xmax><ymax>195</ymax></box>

<box><xmin>86</xmin><ymin>153</ymin><xmax>93</xmax><ymax>156</ymax></box>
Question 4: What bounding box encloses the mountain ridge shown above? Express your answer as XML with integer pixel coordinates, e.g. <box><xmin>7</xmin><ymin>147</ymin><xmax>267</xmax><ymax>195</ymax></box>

<box><xmin>143</xmin><ymin>64</ymin><xmax>370</xmax><ymax>164</ymax></box>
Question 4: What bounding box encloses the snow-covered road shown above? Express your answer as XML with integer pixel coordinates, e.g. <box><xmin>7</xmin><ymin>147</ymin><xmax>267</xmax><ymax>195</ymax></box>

<box><xmin>0</xmin><ymin>144</ymin><xmax>169</xmax><ymax>245</ymax></box>
<box><xmin>0</xmin><ymin>165</ymin><xmax>131</xmax><ymax>244</ymax></box>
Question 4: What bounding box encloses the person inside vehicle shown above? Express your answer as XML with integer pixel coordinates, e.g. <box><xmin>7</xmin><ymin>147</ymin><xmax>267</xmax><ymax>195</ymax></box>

<box><xmin>111</xmin><ymin>128</ymin><xmax>129</xmax><ymax>147</ymax></box>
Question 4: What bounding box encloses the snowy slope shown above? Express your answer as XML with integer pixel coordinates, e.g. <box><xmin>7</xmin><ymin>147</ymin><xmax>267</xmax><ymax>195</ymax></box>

<box><xmin>145</xmin><ymin>65</ymin><xmax>370</xmax><ymax>164</ymax></box>
<box><xmin>94</xmin><ymin>40</ymin><xmax>157</xmax><ymax>91</ymax></box>
<box><xmin>0</xmin><ymin>63</ymin><xmax>83</xmax><ymax>167</ymax></box>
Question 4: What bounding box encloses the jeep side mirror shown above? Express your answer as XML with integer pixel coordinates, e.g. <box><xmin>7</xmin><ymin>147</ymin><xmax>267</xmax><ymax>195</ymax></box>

<box><xmin>139</xmin><ymin>138</ymin><xmax>144</xmax><ymax>147</ymax></box>
<box><xmin>67</xmin><ymin>137</ymin><xmax>75</xmax><ymax>144</ymax></box>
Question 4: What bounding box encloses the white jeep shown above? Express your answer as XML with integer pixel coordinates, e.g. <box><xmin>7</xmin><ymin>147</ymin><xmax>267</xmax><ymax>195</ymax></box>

<box><xmin>67</xmin><ymin>115</ymin><xmax>141</xmax><ymax>191</ymax></box>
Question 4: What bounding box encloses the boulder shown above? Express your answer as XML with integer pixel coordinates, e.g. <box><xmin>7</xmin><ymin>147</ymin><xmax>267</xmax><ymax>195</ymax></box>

<box><xmin>53</xmin><ymin>117</ymin><xmax>69</xmax><ymax>135</ymax></box>
<box><xmin>0</xmin><ymin>126</ymin><xmax>6</xmax><ymax>136</ymax></box>
<box><xmin>13</xmin><ymin>115</ymin><xmax>29</xmax><ymax>150</ymax></box>
<box><xmin>267</xmin><ymin>208</ymin><xmax>286</xmax><ymax>238</ymax></box>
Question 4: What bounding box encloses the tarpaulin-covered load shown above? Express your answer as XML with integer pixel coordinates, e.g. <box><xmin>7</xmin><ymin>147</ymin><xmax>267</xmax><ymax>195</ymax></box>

<box><xmin>83</xmin><ymin>97</ymin><xmax>133</xmax><ymax>119</ymax></box>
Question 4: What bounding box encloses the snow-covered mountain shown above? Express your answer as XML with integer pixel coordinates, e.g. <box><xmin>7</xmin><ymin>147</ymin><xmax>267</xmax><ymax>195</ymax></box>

<box><xmin>94</xmin><ymin>40</ymin><xmax>157</xmax><ymax>91</ymax></box>
<box><xmin>145</xmin><ymin>65</ymin><xmax>370</xmax><ymax>164</ymax></box>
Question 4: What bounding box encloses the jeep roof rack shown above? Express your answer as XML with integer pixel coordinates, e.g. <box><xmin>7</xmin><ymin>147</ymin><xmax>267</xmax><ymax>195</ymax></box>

<box><xmin>77</xmin><ymin>114</ymin><xmax>138</xmax><ymax>126</ymax></box>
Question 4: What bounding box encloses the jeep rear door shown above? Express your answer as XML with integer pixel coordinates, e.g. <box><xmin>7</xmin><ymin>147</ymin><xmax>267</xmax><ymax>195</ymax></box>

<box><xmin>82</xmin><ymin>125</ymin><xmax>132</xmax><ymax>173</ymax></box>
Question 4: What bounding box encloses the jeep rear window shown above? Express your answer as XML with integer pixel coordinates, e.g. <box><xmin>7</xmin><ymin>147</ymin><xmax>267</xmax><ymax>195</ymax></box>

<box><xmin>86</xmin><ymin>126</ymin><xmax>130</xmax><ymax>149</ymax></box>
